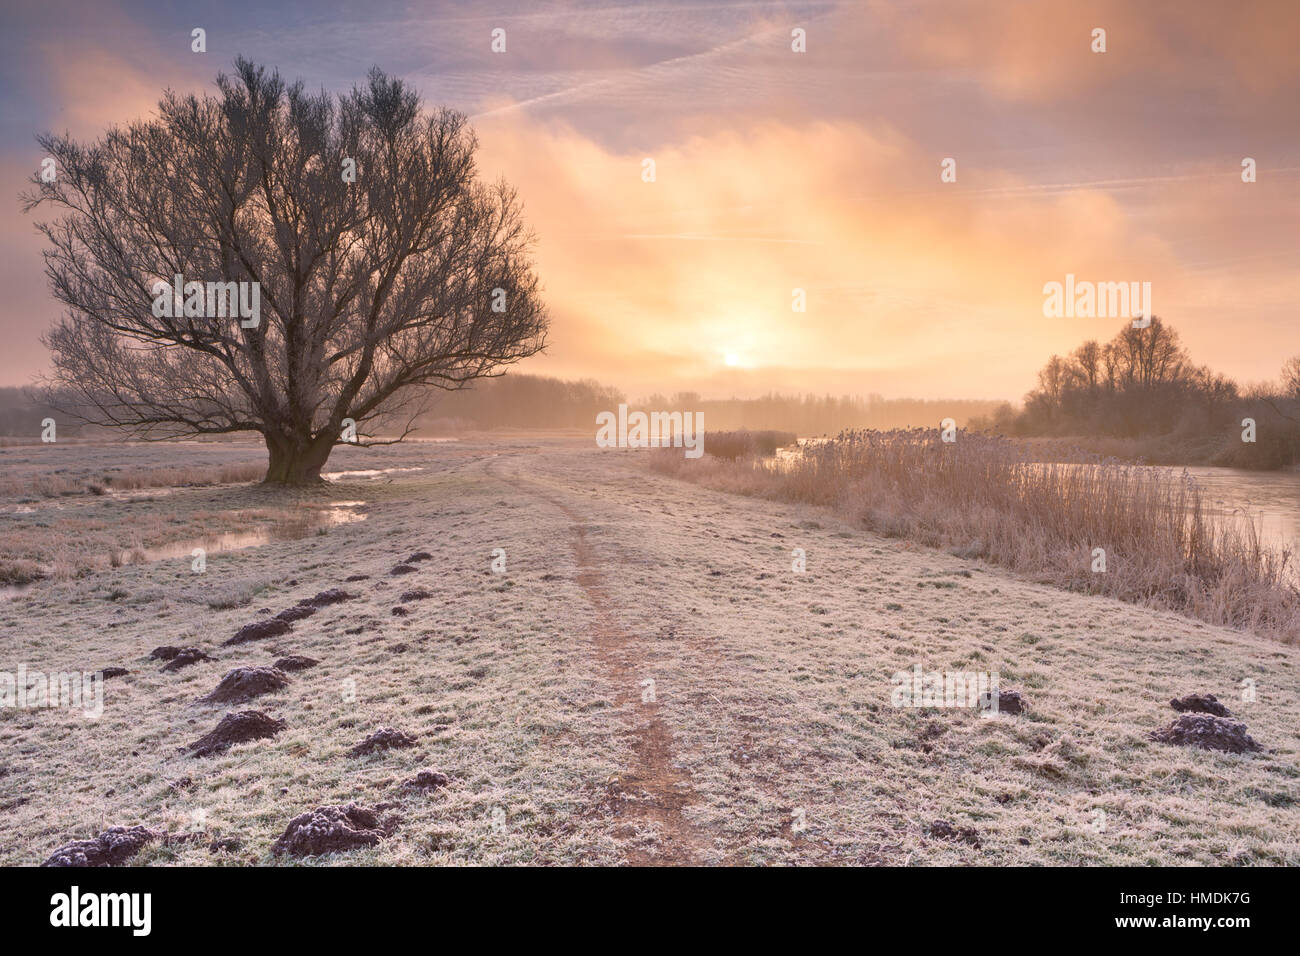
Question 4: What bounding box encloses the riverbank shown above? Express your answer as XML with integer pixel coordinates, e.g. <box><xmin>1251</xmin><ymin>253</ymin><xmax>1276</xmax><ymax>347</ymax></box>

<box><xmin>1010</xmin><ymin>434</ymin><xmax>1300</xmax><ymax>472</ymax></box>
<box><xmin>676</xmin><ymin>432</ymin><xmax>1300</xmax><ymax>642</ymax></box>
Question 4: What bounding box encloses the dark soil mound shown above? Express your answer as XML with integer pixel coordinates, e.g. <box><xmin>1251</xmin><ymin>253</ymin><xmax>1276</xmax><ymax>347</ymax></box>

<box><xmin>42</xmin><ymin>826</ymin><xmax>157</xmax><ymax>867</ymax></box>
<box><xmin>928</xmin><ymin>820</ymin><xmax>981</xmax><ymax>848</ymax></box>
<box><xmin>273</xmin><ymin>655</ymin><xmax>319</xmax><ymax>672</ymax></box>
<box><xmin>298</xmin><ymin>588</ymin><xmax>353</xmax><ymax>608</ymax></box>
<box><xmin>390</xmin><ymin>606</ymin><xmax>410</xmax><ymax>617</ymax></box>
<box><xmin>271</xmin><ymin>803</ymin><xmax>396</xmax><ymax>857</ymax></box>
<box><xmin>99</xmin><ymin>667</ymin><xmax>129</xmax><ymax>679</ymax></box>
<box><xmin>1149</xmin><ymin>714</ymin><xmax>1262</xmax><ymax>753</ymax></box>
<box><xmin>1170</xmin><ymin>694</ymin><xmax>1230</xmax><ymax>717</ymax></box>
<box><xmin>389</xmin><ymin>564</ymin><xmax>418</xmax><ymax>576</ymax></box>
<box><xmin>161</xmin><ymin>648</ymin><xmax>212</xmax><ymax>672</ymax></box>
<box><xmin>225</xmin><ymin>618</ymin><xmax>292</xmax><ymax>646</ymax></box>
<box><xmin>188</xmin><ymin>710</ymin><xmax>287</xmax><ymax>757</ymax></box>
<box><xmin>275</xmin><ymin>605</ymin><xmax>317</xmax><ymax>623</ymax></box>
<box><xmin>993</xmin><ymin>689</ymin><xmax>1027</xmax><ymax>715</ymax></box>
<box><xmin>344</xmin><ymin>574</ymin><xmax>370</xmax><ymax>582</ymax></box>
<box><xmin>399</xmin><ymin>588</ymin><xmax>432</xmax><ymax>603</ymax></box>
<box><xmin>200</xmin><ymin>666</ymin><xmax>289</xmax><ymax>704</ymax></box>
<box><xmin>350</xmin><ymin>727</ymin><xmax>418</xmax><ymax>756</ymax></box>
<box><xmin>406</xmin><ymin>551</ymin><xmax>433</xmax><ymax>563</ymax></box>
<box><xmin>150</xmin><ymin>646</ymin><xmax>182</xmax><ymax>660</ymax></box>
<box><xmin>403</xmin><ymin>770</ymin><xmax>451</xmax><ymax>791</ymax></box>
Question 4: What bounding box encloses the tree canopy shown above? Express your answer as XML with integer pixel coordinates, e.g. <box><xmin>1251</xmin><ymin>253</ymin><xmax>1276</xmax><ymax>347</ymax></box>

<box><xmin>25</xmin><ymin>58</ymin><xmax>547</xmax><ymax>483</ymax></box>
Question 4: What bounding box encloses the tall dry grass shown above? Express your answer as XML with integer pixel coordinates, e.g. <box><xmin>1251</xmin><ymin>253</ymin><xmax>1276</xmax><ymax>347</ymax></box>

<box><xmin>101</xmin><ymin>462</ymin><xmax>265</xmax><ymax>490</ymax></box>
<box><xmin>0</xmin><ymin>461</ymin><xmax>264</xmax><ymax>498</ymax></box>
<box><xmin>651</xmin><ymin>428</ymin><xmax>1300</xmax><ymax>642</ymax></box>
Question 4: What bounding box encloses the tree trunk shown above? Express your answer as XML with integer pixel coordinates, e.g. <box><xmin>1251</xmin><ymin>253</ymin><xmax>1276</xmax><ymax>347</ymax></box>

<box><xmin>262</xmin><ymin>432</ymin><xmax>333</xmax><ymax>486</ymax></box>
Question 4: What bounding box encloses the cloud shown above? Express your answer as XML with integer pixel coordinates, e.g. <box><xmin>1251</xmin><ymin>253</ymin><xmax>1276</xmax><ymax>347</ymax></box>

<box><xmin>1</xmin><ymin>0</ymin><xmax>1296</xmax><ymax>395</ymax></box>
<box><xmin>473</xmin><ymin>114</ymin><xmax>1244</xmax><ymax>399</ymax></box>
<box><xmin>871</xmin><ymin>0</ymin><xmax>1300</xmax><ymax>103</ymax></box>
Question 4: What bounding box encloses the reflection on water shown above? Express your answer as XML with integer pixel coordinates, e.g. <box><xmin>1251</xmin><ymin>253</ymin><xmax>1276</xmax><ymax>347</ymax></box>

<box><xmin>324</xmin><ymin>466</ymin><xmax>423</xmax><ymax>480</ymax></box>
<box><xmin>1176</xmin><ymin>467</ymin><xmax>1300</xmax><ymax>556</ymax></box>
<box><xmin>130</xmin><ymin>500</ymin><xmax>367</xmax><ymax>562</ymax></box>
<box><xmin>138</xmin><ymin>502</ymin><xmax>365</xmax><ymax>561</ymax></box>
<box><xmin>0</xmin><ymin>501</ymin><xmax>367</xmax><ymax>600</ymax></box>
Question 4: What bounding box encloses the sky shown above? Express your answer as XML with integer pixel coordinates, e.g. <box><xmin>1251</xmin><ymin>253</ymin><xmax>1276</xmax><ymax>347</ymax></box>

<box><xmin>2</xmin><ymin>0</ymin><xmax>1298</xmax><ymax>401</ymax></box>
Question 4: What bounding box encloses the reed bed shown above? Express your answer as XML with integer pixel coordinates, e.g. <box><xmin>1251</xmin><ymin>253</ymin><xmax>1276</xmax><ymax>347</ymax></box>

<box><xmin>652</xmin><ymin>427</ymin><xmax>1300</xmax><ymax>642</ymax></box>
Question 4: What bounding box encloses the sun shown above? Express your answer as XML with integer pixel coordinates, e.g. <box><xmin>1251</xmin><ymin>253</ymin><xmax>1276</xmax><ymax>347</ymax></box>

<box><xmin>723</xmin><ymin>352</ymin><xmax>742</xmax><ymax>367</ymax></box>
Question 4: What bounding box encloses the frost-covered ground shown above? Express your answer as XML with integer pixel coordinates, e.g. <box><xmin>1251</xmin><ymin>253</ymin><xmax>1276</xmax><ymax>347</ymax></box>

<box><xmin>1</xmin><ymin>437</ymin><xmax>1297</xmax><ymax>865</ymax></box>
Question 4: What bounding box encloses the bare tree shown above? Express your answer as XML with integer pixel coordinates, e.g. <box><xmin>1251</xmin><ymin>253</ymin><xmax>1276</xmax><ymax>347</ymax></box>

<box><xmin>1100</xmin><ymin>341</ymin><xmax>1119</xmax><ymax>391</ymax></box>
<box><xmin>24</xmin><ymin>59</ymin><xmax>547</xmax><ymax>484</ymax></box>
<box><xmin>1282</xmin><ymin>355</ymin><xmax>1300</xmax><ymax>399</ymax></box>
<box><xmin>1036</xmin><ymin>354</ymin><xmax>1067</xmax><ymax>402</ymax></box>
<box><xmin>1071</xmin><ymin>340</ymin><xmax>1101</xmax><ymax>391</ymax></box>
<box><xmin>1112</xmin><ymin>316</ymin><xmax>1187</xmax><ymax>388</ymax></box>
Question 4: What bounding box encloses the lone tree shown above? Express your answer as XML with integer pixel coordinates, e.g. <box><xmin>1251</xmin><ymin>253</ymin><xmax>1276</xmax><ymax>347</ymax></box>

<box><xmin>25</xmin><ymin>59</ymin><xmax>547</xmax><ymax>484</ymax></box>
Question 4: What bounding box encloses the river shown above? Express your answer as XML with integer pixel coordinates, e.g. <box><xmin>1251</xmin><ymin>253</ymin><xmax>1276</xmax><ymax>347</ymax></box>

<box><xmin>1176</xmin><ymin>466</ymin><xmax>1299</xmax><ymax>556</ymax></box>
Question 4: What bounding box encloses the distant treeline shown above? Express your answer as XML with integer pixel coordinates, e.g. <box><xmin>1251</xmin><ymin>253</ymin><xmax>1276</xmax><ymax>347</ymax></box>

<box><xmin>411</xmin><ymin>376</ymin><xmax>627</xmax><ymax>431</ymax></box>
<box><xmin>0</xmin><ymin>387</ymin><xmax>95</xmax><ymax>438</ymax></box>
<box><xmin>0</xmin><ymin>378</ymin><xmax>999</xmax><ymax>439</ymax></box>
<box><xmin>414</xmin><ymin>375</ymin><xmax>1004</xmax><ymax>435</ymax></box>
<box><xmin>973</xmin><ymin>317</ymin><xmax>1300</xmax><ymax>469</ymax></box>
<box><xmin>10</xmin><ymin>330</ymin><xmax>1297</xmax><ymax>470</ymax></box>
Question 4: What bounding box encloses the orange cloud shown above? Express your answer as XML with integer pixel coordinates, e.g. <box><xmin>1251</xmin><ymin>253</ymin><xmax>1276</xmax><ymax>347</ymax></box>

<box><xmin>472</xmin><ymin>114</ymin><xmax>1268</xmax><ymax>399</ymax></box>
<box><xmin>870</xmin><ymin>0</ymin><xmax>1300</xmax><ymax>102</ymax></box>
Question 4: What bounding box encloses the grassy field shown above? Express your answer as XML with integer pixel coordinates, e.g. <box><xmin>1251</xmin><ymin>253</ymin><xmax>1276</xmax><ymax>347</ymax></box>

<box><xmin>1</xmin><ymin>437</ymin><xmax>1297</xmax><ymax>865</ymax></box>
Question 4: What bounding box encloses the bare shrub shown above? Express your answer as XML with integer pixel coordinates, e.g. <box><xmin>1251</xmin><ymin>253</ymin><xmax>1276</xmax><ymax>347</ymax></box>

<box><xmin>195</xmin><ymin>578</ymin><xmax>273</xmax><ymax>610</ymax></box>
<box><xmin>0</xmin><ymin>559</ymin><xmax>43</xmax><ymax>585</ymax></box>
<box><xmin>704</xmin><ymin>429</ymin><xmax>797</xmax><ymax>460</ymax></box>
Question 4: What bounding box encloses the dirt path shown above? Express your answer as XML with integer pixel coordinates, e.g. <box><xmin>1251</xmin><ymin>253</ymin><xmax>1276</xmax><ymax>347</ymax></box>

<box><xmin>472</xmin><ymin>444</ymin><xmax>1300</xmax><ymax>866</ymax></box>
<box><xmin>489</xmin><ymin>460</ymin><xmax>709</xmax><ymax>865</ymax></box>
